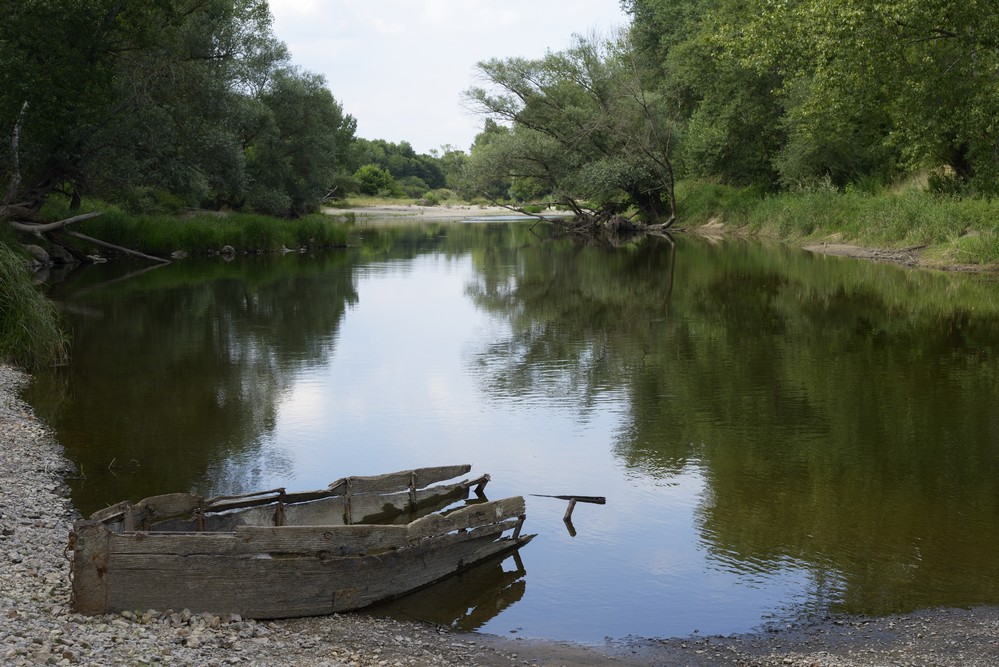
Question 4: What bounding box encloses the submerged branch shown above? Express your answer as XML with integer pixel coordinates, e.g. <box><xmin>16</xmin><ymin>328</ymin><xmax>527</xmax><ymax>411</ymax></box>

<box><xmin>481</xmin><ymin>195</ymin><xmax>568</xmax><ymax>230</ymax></box>
<box><xmin>65</xmin><ymin>231</ymin><xmax>171</xmax><ymax>264</ymax></box>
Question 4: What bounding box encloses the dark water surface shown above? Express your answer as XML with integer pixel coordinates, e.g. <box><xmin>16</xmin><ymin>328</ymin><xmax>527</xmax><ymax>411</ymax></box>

<box><xmin>26</xmin><ymin>221</ymin><xmax>999</xmax><ymax>642</ymax></box>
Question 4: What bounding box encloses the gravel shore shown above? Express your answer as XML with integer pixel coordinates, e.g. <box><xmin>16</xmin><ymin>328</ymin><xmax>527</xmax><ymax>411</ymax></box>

<box><xmin>3</xmin><ymin>362</ymin><xmax>998</xmax><ymax>666</ymax></box>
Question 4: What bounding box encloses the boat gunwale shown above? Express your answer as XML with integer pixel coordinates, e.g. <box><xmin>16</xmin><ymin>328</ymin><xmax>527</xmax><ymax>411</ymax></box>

<box><xmin>84</xmin><ymin>465</ymin><xmax>488</xmax><ymax>529</ymax></box>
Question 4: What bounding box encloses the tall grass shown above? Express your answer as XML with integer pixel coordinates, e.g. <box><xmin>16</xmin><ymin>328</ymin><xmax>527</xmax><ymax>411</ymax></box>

<box><xmin>678</xmin><ymin>180</ymin><xmax>999</xmax><ymax>266</ymax></box>
<box><xmin>0</xmin><ymin>243</ymin><xmax>66</xmax><ymax>370</ymax></box>
<box><xmin>39</xmin><ymin>200</ymin><xmax>349</xmax><ymax>257</ymax></box>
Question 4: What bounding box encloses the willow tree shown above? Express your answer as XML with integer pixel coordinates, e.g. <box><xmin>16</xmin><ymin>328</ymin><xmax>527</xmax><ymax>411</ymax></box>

<box><xmin>465</xmin><ymin>32</ymin><xmax>679</xmax><ymax>228</ymax></box>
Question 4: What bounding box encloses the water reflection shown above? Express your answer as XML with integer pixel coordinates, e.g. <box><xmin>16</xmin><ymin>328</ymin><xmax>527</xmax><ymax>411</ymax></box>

<box><xmin>29</xmin><ymin>255</ymin><xmax>358</xmax><ymax>508</ymax></box>
<box><xmin>25</xmin><ymin>223</ymin><xmax>999</xmax><ymax>641</ymax></box>
<box><xmin>464</xmin><ymin>231</ymin><xmax>999</xmax><ymax>618</ymax></box>
<box><xmin>368</xmin><ymin>552</ymin><xmax>528</xmax><ymax>631</ymax></box>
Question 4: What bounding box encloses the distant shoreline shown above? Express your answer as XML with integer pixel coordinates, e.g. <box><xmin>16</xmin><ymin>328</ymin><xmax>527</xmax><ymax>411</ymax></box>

<box><xmin>324</xmin><ymin>204</ymin><xmax>525</xmax><ymax>220</ymax></box>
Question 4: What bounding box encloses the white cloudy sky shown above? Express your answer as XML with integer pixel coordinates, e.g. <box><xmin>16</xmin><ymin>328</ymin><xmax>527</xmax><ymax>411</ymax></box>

<box><xmin>267</xmin><ymin>1</ymin><xmax>631</xmax><ymax>154</ymax></box>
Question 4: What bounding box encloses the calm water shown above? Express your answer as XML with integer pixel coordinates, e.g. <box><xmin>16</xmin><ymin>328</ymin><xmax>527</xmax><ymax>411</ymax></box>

<box><xmin>26</xmin><ymin>221</ymin><xmax>999</xmax><ymax>643</ymax></box>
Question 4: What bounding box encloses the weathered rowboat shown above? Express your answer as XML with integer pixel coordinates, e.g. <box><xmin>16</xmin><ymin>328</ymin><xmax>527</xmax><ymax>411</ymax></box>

<box><xmin>69</xmin><ymin>464</ymin><xmax>533</xmax><ymax>619</ymax></box>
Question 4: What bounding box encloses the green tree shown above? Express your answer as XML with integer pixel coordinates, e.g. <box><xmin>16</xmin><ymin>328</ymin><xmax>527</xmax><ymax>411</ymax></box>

<box><xmin>348</xmin><ymin>139</ymin><xmax>445</xmax><ymax>190</ymax></box>
<box><xmin>431</xmin><ymin>144</ymin><xmax>470</xmax><ymax>193</ymax></box>
<box><xmin>247</xmin><ymin>68</ymin><xmax>356</xmax><ymax>216</ymax></box>
<box><xmin>736</xmin><ymin>0</ymin><xmax>999</xmax><ymax>191</ymax></box>
<box><xmin>625</xmin><ymin>0</ymin><xmax>785</xmax><ymax>187</ymax></box>
<box><xmin>465</xmin><ymin>33</ymin><xmax>679</xmax><ymax>225</ymax></box>
<box><xmin>2</xmin><ymin>0</ymin><xmax>355</xmax><ymax>225</ymax></box>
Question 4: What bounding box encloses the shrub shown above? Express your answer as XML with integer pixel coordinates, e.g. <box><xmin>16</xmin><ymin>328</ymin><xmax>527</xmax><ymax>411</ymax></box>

<box><xmin>397</xmin><ymin>176</ymin><xmax>430</xmax><ymax>198</ymax></box>
<box><xmin>418</xmin><ymin>191</ymin><xmax>440</xmax><ymax>206</ymax></box>
<box><xmin>354</xmin><ymin>164</ymin><xmax>398</xmax><ymax>196</ymax></box>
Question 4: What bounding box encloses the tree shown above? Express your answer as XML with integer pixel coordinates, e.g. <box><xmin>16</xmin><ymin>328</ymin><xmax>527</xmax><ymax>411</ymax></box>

<box><xmin>2</xmin><ymin>0</ymin><xmax>357</xmax><ymax>258</ymax></box>
<box><xmin>348</xmin><ymin>139</ymin><xmax>446</xmax><ymax>190</ymax></box>
<box><xmin>735</xmin><ymin>0</ymin><xmax>999</xmax><ymax>191</ymax></box>
<box><xmin>247</xmin><ymin>68</ymin><xmax>356</xmax><ymax>216</ymax></box>
<box><xmin>432</xmin><ymin>144</ymin><xmax>470</xmax><ymax>193</ymax></box>
<box><xmin>624</xmin><ymin>0</ymin><xmax>785</xmax><ymax>187</ymax></box>
<box><xmin>465</xmin><ymin>32</ymin><xmax>679</xmax><ymax>227</ymax></box>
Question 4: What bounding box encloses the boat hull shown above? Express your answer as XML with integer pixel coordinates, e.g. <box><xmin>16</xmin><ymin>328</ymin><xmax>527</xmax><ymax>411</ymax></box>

<box><xmin>70</xmin><ymin>467</ymin><xmax>533</xmax><ymax>619</ymax></box>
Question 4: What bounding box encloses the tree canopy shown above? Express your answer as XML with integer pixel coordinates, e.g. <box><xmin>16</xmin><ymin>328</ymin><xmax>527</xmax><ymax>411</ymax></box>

<box><xmin>465</xmin><ymin>33</ymin><xmax>679</xmax><ymax>226</ymax></box>
<box><xmin>624</xmin><ymin>0</ymin><xmax>999</xmax><ymax>194</ymax></box>
<box><xmin>1</xmin><ymin>0</ymin><xmax>356</xmax><ymax>220</ymax></box>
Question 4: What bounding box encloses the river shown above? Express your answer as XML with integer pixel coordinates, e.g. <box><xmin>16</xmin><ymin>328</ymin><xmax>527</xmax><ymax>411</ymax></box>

<box><xmin>26</xmin><ymin>219</ymin><xmax>999</xmax><ymax>643</ymax></box>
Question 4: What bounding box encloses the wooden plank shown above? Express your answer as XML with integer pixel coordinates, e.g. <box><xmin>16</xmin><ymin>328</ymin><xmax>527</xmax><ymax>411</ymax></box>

<box><xmin>235</xmin><ymin>524</ymin><xmax>408</xmax><ymax>554</ymax></box>
<box><xmin>193</xmin><ymin>466</ymin><xmax>474</xmax><ymax>514</ymax></box>
<box><xmin>407</xmin><ymin>497</ymin><xmax>525</xmax><ymax>541</ymax></box>
<box><xmin>110</xmin><ymin>525</ymin><xmax>410</xmax><ymax>557</ymax></box>
<box><xmin>87</xmin><ymin>501</ymin><xmax>130</xmax><ymax>523</ymax></box>
<box><xmin>92</xmin><ymin>467</ymin><xmax>479</xmax><ymax>527</ymax></box>
<box><xmin>345</xmin><ymin>482</ymin><xmax>471</xmax><ymax>525</ymax></box>
<box><xmin>327</xmin><ymin>465</ymin><xmax>472</xmax><ymax>496</ymax></box>
<box><xmin>148</xmin><ymin>481</ymin><xmax>475</xmax><ymax>532</ymax></box>
<box><xmin>135</xmin><ymin>493</ymin><xmax>203</xmax><ymax>518</ymax></box>
<box><xmin>109</xmin><ymin>532</ymin><xmax>243</xmax><ymax>556</ymax></box>
<box><xmin>70</xmin><ymin>521</ymin><xmax>111</xmax><ymax>614</ymax></box>
<box><xmin>102</xmin><ymin>527</ymin><xmax>530</xmax><ymax>618</ymax></box>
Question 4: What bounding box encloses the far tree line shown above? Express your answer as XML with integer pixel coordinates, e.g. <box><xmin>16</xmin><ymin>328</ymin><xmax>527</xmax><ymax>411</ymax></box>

<box><xmin>0</xmin><ymin>0</ymin><xmax>467</xmax><ymax>235</ymax></box>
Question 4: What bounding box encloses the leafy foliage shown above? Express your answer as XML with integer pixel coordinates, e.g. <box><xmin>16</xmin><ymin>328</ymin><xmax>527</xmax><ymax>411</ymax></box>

<box><xmin>1</xmin><ymin>0</ymin><xmax>356</xmax><ymax>217</ymax></box>
<box><xmin>625</xmin><ymin>0</ymin><xmax>999</xmax><ymax>194</ymax></box>
<box><xmin>465</xmin><ymin>33</ymin><xmax>679</xmax><ymax>224</ymax></box>
<box><xmin>353</xmin><ymin>164</ymin><xmax>400</xmax><ymax>197</ymax></box>
<box><xmin>346</xmin><ymin>139</ymin><xmax>446</xmax><ymax>191</ymax></box>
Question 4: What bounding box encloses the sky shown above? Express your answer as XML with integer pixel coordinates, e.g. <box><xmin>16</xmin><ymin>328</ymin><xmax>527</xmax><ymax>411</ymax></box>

<box><xmin>267</xmin><ymin>1</ymin><xmax>632</xmax><ymax>154</ymax></box>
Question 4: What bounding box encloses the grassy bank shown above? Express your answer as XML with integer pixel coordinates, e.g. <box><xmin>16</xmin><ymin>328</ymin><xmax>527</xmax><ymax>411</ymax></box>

<box><xmin>0</xmin><ymin>243</ymin><xmax>66</xmax><ymax>370</ymax></box>
<box><xmin>42</xmin><ymin>200</ymin><xmax>350</xmax><ymax>257</ymax></box>
<box><xmin>676</xmin><ymin>181</ymin><xmax>999</xmax><ymax>268</ymax></box>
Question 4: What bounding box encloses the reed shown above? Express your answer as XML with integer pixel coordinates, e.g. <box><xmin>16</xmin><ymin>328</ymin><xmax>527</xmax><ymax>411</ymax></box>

<box><xmin>0</xmin><ymin>243</ymin><xmax>66</xmax><ymax>370</ymax></box>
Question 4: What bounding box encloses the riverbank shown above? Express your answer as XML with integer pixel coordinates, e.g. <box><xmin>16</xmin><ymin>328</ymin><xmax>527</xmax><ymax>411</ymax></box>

<box><xmin>3</xmin><ymin>363</ymin><xmax>999</xmax><ymax>666</ymax></box>
<box><xmin>679</xmin><ymin>181</ymin><xmax>999</xmax><ymax>273</ymax></box>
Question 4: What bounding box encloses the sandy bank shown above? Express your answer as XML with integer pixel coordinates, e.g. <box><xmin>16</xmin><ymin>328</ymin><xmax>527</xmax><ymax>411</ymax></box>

<box><xmin>324</xmin><ymin>204</ymin><xmax>524</xmax><ymax>221</ymax></box>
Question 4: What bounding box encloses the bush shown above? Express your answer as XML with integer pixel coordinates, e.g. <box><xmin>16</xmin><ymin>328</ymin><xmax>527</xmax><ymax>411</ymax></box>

<box><xmin>418</xmin><ymin>191</ymin><xmax>440</xmax><ymax>206</ymax></box>
<box><xmin>0</xmin><ymin>243</ymin><xmax>66</xmax><ymax>370</ymax></box>
<box><xmin>397</xmin><ymin>176</ymin><xmax>430</xmax><ymax>198</ymax></box>
<box><xmin>354</xmin><ymin>164</ymin><xmax>398</xmax><ymax>196</ymax></box>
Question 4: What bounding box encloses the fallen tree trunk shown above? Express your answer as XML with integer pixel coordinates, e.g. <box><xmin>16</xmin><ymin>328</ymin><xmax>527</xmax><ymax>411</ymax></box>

<box><xmin>3</xmin><ymin>101</ymin><xmax>169</xmax><ymax>266</ymax></box>
<box><xmin>65</xmin><ymin>230</ymin><xmax>171</xmax><ymax>265</ymax></box>
<box><xmin>7</xmin><ymin>211</ymin><xmax>104</xmax><ymax>235</ymax></box>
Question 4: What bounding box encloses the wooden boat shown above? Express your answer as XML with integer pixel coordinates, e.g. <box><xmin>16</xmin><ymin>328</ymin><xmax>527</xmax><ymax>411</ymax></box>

<box><xmin>69</xmin><ymin>464</ymin><xmax>533</xmax><ymax>619</ymax></box>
